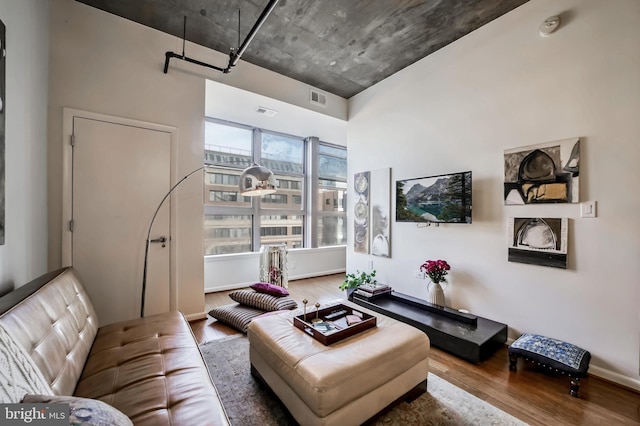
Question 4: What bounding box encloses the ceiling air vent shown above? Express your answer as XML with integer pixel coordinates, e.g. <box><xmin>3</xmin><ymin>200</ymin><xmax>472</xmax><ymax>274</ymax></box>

<box><xmin>310</xmin><ymin>89</ymin><xmax>327</xmax><ymax>107</ymax></box>
<box><xmin>256</xmin><ymin>106</ymin><xmax>278</xmax><ymax>117</ymax></box>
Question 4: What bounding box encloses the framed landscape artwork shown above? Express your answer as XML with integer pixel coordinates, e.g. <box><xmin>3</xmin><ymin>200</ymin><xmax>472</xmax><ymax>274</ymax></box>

<box><xmin>504</xmin><ymin>137</ymin><xmax>580</xmax><ymax>205</ymax></box>
<box><xmin>396</xmin><ymin>171</ymin><xmax>472</xmax><ymax>224</ymax></box>
<box><xmin>508</xmin><ymin>217</ymin><xmax>568</xmax><ymax>269</ymax></box>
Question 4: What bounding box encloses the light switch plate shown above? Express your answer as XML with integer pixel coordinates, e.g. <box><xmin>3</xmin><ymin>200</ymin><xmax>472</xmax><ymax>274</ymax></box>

<box><xmin>581</xmin><ymin>200</ymin><xmax>597</xmax><ymax>218</ymax></box>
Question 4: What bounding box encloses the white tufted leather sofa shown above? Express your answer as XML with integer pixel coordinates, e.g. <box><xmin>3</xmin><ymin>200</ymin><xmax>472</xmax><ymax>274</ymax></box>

<box><xmin>0</xmin><ymin>267</ymin><xmax>230</xmax><ymax>425</ymax></box>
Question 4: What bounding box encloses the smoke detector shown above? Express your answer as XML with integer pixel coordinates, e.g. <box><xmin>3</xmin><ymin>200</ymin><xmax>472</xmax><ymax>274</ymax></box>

<box><xmin>256</xmin><ymin>106</ymin><xmax>278</xmax><ymax>117</ymax></box>
<box><xmin>539</xmin><ymin>15</ymin><xmax>560</xmax><ymax>37</ymax></box>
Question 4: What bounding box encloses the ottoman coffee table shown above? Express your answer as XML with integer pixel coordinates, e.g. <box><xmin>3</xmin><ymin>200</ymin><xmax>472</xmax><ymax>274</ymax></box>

<box><xmin>247</xmin><ymin>302</ymin><xmax>430</xmax><ymax>426</ymax></box>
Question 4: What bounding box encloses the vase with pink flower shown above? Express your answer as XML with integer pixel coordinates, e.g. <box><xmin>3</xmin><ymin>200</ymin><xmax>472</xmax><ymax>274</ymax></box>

<box><xmin>419</xmin><ymin>259</ymin><xmax>451</xmax><ymax>306</ymax></box>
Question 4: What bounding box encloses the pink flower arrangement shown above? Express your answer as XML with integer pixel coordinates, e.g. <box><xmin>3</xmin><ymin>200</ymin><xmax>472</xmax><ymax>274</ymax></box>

<box><xmin>269</xmin><ymin>265</ymin><xmax>281</xmax><ymax>282</ymax></box>
<box><xmin>420</xmin><ymin>259</ymin><xmax>451</xmax><ymax>284</ymax></box>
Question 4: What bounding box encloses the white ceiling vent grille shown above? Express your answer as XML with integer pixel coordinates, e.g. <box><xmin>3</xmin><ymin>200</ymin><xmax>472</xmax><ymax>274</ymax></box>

<box><xmin>256</xmin><ymin>106</ymin><xmax>278</xmax><ymax>117</ymax></box>
<box><xmin>310</xmin><ymin>89</ymin><xmax>327</xmax><ymax>107</ymax></box>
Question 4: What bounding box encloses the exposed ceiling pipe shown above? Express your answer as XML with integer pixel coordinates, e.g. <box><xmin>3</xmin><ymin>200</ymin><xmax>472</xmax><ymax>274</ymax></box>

<box><xmin>163</xmin><ymin>0</ymin><xmax>280</xmax><ymax>75</ymax></box>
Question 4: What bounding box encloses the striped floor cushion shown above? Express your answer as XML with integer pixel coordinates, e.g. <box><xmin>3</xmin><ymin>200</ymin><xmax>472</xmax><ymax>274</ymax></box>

<box><xmin>208</xmin><ymin>303</ymin><xmax>266</xmax><ymax>333</ymax></box>
<box><xmin>229</xmin><ymin>289</ymin><xmax>297</xmax><ymax>312</ymax></box>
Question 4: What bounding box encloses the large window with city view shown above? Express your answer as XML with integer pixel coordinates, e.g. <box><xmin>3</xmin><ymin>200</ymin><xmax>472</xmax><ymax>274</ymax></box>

<box><xmin>204</xmin><ymin>119</ymin><xmax>347</xmax><ymax>255</ymax></box>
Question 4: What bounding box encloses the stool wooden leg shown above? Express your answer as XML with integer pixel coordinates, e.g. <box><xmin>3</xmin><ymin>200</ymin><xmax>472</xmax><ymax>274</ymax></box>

<box><xmin>570</xmin><ymin>377</ymin><xmax>580</xmax><ymax>398</ymax></box>
<box><xmin>509</xmin><ymin>353</ymin><xmax>518</xmax><ymax>371</ymax></box>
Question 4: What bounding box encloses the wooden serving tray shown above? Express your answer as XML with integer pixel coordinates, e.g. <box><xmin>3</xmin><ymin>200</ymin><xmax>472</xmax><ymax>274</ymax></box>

<box><xmin>293</xmin><ymin>303</ymin><xmax>377</xmax><ymax>345</ymax></box>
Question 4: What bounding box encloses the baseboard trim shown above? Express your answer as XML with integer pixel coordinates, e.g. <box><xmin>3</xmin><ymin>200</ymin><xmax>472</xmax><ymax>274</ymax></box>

<box><xmin>588</xmin><ymin>365</ymin><xmax>640</xmax><ymax>393</ymax></box>
<box><xmin>204</xmin><ymin>269</ymin><xmax>346</xmax><ymax>294</ymax></box>
<box><xmin>205</xmin><ymin>282</ymin><xmax>252</xmax><ymax>293</ymax></box>
<box><xmin>288</xmin><ymin>269</ymin><xmax>346</xmax><ymax>281</ymax></box>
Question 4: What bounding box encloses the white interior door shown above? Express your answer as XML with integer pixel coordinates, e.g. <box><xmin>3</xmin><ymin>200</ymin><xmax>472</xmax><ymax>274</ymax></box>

<box><xmin>71</xmin><ymin>116</ymin><xmax>172</xmax><ymax>326</ymax></box>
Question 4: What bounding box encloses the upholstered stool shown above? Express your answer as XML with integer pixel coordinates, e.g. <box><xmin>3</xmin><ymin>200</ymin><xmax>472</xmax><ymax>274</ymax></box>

<box><xmin>247</xmin><ymin>304</ymin><xmax>430</xmax><ymax>425</ymax></box>
<box><xmin>508</xmin><ymin>333</ymin><xmax>591</xmax><ymax>397</ymax></box>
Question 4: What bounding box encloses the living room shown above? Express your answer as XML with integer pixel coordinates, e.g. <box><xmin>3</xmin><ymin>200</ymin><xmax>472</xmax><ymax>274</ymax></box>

<box><xmin>1</xmin><ymin>0</ymin><xmax>639</xmax><ymax>424</ymax></box>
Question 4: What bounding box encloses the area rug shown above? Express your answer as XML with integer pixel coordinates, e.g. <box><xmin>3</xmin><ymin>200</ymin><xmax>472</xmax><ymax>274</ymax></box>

<box><xmin>200</xmin><ymin>335</ymin><xmax>528</xmax><ymax>426</ymax></box>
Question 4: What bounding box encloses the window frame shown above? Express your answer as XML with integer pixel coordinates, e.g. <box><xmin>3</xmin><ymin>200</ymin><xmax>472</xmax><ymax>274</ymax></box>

<box><xmin>308</xmin><ymin>137</ymin><xmax>348</xmax><ymax>248</ymax></box>
<box><xmin>204</xmin><ymin>119</ymin><xmax>347</xmax><ymax>255</ymax></box>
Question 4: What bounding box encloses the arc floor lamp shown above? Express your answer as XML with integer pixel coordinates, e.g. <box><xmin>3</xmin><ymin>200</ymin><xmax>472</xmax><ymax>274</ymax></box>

<box><xmin>140</xmin><ymin>162</ymin><xmax>277</xmax><ymax>317</ymax></box>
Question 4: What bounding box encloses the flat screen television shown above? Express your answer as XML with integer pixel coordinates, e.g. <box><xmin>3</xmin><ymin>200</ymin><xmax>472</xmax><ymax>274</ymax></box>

<box><xmin>396</xmin><ymin>171</ymin><xmax>472</xmax><ymax>223</ymax></box>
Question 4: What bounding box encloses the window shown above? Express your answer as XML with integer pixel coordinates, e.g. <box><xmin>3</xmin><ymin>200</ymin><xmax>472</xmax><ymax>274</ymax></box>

<box><xmin>204</xmin><ymin>119</ymin><xmax>346</xmax><ymax>254</ymax></box>
<box><xmin>203</xmin><ymin>214</ymin><xmax>252</xmax><ymax>255</ymax></box>
<box><xmin>262</xmin><ymin>194</ymin><xmax>288</xmax><ymax>204</ymax></box>
<box><xmin>260</xmin><ymin>215</ymin><xmax>303</xmax><ymax>247</ymax></box>
<box><xmin>260</xmin><ymin>227</ymin><xmax>287</xmax><ymax>236</ymax></box>
<box><xmin>277</xmin><ymin>179</ymin><xmax>302</xmax><ymax>190</ymax></box>
<box><xmin>208</xmin><ymin>173</ymin><xmax>240</xmax><ymax>186</ymax></box>
<box><xmin>209</xmin><ymin>191</ymin><xmax>242</xmax><ymax>202</ymax></box>
<box><xmin>315</xmin><ymin>143</ymin><xmax>348</xmax><ymax>246</ymax></box>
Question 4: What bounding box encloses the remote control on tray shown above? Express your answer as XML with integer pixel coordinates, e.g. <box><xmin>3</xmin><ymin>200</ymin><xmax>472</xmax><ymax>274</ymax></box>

<box><xmin>324</xmin><ymin>309</ymin><xmax>347</xmax><ymax>320</ymax></box>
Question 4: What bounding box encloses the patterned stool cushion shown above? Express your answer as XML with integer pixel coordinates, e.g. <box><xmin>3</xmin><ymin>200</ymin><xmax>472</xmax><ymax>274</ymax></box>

<box><xmin>509</xmin><ymin>333</ymin><xmax>590</xmax><ymax>375</ymax></box>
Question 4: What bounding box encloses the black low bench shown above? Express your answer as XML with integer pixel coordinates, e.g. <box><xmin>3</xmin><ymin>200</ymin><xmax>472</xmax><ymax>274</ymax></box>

<box><xmin>508</xmin><ymin>333</ymin><xmax>591</xmax><ymax>397</ymax></box>
<box><xmin>352</xmin><ymin>291</ymin><xmax>507</xmax><ymax>363</ymax></box>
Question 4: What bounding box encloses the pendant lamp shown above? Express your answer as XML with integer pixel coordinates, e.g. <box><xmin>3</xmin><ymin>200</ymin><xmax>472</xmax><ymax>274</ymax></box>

<box><xmin>239</xmin><ymin>162</ymin><xmax>277</xmax><ymax>196</ymax></box>
<box><xmin>141</xmin><ymin>162</ymin><xmax>277</xmax><ymax>317</ymax></box>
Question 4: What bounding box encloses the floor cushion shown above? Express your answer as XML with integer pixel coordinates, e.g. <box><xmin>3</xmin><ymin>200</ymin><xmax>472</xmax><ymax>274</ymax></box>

<box><xmin>208</xmin><ymin>303</ymin><xmax>267</xmax><ymax>333</ymax></box>
<box><xmin>229</xmin><ymin>289</ymin><xmax>297</xmax><ymax>311</ymax></box>
<box><xmin>250</xmin><ymin>282</ymin><xmax>290</xmax><ymax>297</ymax></box>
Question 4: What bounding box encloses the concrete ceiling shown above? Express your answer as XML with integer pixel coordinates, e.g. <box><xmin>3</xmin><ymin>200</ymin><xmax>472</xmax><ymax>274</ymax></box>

<box><xmin>76</xmin><ymin>0</ymin><xmax>528</xmax><ymax>99</ymax></box>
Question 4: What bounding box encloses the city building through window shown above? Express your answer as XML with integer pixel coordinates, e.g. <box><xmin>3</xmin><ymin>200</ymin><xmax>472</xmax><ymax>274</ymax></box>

<box><xmin>204</xmin><ymin>119</ymin><xmax>347</xmax><ymax>255</ymax></box>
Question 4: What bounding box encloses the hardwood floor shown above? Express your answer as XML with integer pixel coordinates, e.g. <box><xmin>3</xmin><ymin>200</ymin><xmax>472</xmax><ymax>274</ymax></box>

<box><xmin>190</xmin><ymin>274</ymin><xmax>640</xmax><ymax>426</ymax></box>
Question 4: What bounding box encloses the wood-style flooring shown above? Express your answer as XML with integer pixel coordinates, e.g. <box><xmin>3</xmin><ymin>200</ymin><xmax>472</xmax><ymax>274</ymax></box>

<box><xmin>190</xmin><ymin>274</ymin><xmax>640</xmax><ymax>426</ymax></box>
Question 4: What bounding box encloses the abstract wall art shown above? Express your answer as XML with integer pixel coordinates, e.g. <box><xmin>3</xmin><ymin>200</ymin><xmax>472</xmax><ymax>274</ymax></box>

<box><xmin>353</xmin><ymin>171</ymin><xmax>370</xmax><ymax>253</ymax></box>
<box><xmin>504</xmin><ymin>138</ymin><xmax>580</xmax><ymax>205</ymax></box>
<box><xmin>369</xmin><ymin>168</ymin><xmax>391</xmax><ymax>258</ymax></box>
<box><xmin>508</xmin><ymin>217</ymin><xmax>568</xmax><ymax>269</ymax></box>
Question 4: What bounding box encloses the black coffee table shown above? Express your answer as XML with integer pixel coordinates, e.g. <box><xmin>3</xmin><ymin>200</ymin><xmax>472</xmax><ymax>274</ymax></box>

<box><xmin>352</xmin><ymin>291</ymin><xmax>507</xmax><ymax>363</ymax></box>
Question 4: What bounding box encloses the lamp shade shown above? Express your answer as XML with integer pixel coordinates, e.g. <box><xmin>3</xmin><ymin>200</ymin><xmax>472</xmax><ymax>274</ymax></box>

<box><xmin>239</xmin><ymin>162</ymin><xmax>277</xmax><ymax>196</ymax></box>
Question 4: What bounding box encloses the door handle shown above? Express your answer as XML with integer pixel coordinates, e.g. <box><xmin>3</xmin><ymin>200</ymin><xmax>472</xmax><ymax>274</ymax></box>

<box><xmin>149</xmin><ymin>236</ymin><xmax>167</xmax><ymax>247</ymax></box>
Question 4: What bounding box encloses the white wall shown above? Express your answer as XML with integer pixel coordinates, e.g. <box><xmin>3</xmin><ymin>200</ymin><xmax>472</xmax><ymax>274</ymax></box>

<box><xmin>205</xmin><ymin>80</ymin><xmax>347</xmax><ymax>145</ymax></box>
<box><xmin>348</xmin><ymin>0</ymin><xmax>640</xmax><ymax>389</ymax></box>
<box><xmin>0</xmin><ymin>1</ymin><xmax>49</xmax><ymax>294</ymax></box>
<box><xmin>47</xmin><ymin>0</ymin><xmax>347</xmax><ymax>319</ymax></box>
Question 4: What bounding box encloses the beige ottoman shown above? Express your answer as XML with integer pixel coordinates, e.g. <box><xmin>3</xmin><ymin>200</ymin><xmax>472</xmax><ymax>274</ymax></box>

<box><xmin>247</xmin><ymin>303</ymin><xmax>430</xmax><ymax>426</ymax></box>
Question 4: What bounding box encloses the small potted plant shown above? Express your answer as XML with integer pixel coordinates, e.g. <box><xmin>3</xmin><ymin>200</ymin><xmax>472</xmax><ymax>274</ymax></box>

<box><xmin>340</xmin><ymin>270</ymin><xmax>377</xmax><ymax>300</ymax></box>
